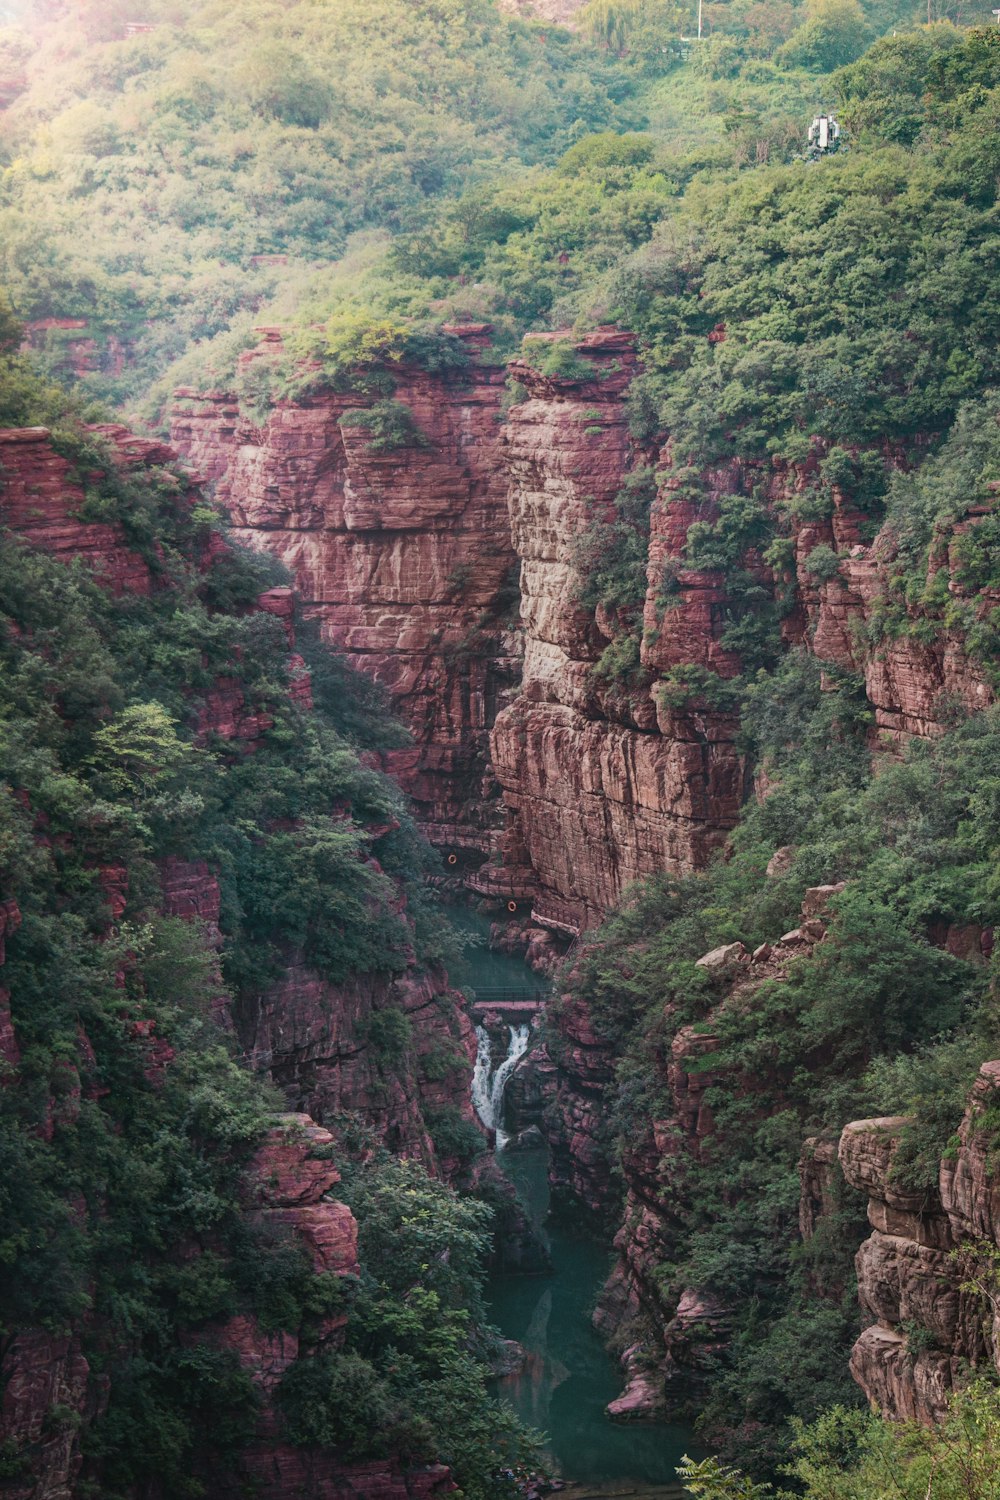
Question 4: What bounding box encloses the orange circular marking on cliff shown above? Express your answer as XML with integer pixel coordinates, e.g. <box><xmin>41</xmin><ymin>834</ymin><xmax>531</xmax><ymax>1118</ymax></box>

<box><xmin>507</xmin><ymin>900</ymin><xmax>518</xmax><ymax>913</ymax></box>
<box><xmin>447</xmin><ymin>853</ymin><xmax>458</xmax><ymax>866</ymax></box>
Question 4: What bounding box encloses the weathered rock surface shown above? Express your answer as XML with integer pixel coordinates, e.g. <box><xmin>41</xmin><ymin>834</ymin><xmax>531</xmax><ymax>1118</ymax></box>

<box><xmin>838</xmin><ymin>1065</ymin><xmax>1000</xmax><ymax>1424</ymax></box>
<box><xmin>490</xmin><ymin>333</ymin><xmax>745</xmax><ymax>931</ymax></box>
<box><xmin>799</xmin><ymin>1135</ymin><xmax>840</xmax><ymax>1242</ymax></box>
<box><xmin>0</xmin><ymin>1332</ymin><xmax>94</xmax><ymax>1500</ymax></box>
<box><xmin>238</xmin><ymin>962</ymin><xmax>478</xmax><ymax>1168</ymax></box>
<box><xmin>770</xmin><ymin>444</ymin><xmax>996</xmax><ymax>744</ymax></box>
<box><xmin>20</xmin><ymin>319</ymin><xmax>127</xmax><ymax>383</ymax></box>
<box><xmin>171</xmin><ymin>326</ymin><xmax>518</xmax><ymax>855</ymax></box>
<box><xmin>233</xmin><ymin>1454</ymin><xmax>456</xmax><ymax>1499</ymax></box>
<box><xmin>0</xmin><ymin>426</ymin><xmax>152</xmax><ymax>594</ymax></box>
<box><xmin>547</xmin><ymin>992</ymin><xmax>619</xmax><ymax>1221</ymax></box>
<box><xmin>173</xmin><ymin>337</ymin><xmax>1000</xmax><ymax>948</ymax></box>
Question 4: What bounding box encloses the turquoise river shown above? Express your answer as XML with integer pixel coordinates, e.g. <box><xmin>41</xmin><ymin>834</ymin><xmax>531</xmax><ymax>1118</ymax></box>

<box><xmin>451</xmin><ymin>907</ymin><xmax>701</xmax><ymax>1499</ymax></box>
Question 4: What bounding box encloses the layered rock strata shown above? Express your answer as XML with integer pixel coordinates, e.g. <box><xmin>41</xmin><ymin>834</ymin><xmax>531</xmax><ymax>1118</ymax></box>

<box><xmin>840</xmin><ymin>1061</ymin><xmax>1000</xmax><ymax>1425</ymax></box>
<box><xmin>495</xmin><ymin>421</ymin><xmax>996</xmax><ymax>928</ymax></box>
<box><xmin>170</xmin><ymin>326</ymin><xmax>518</xmax><ymax>856</ymax></box>
<box><xmin>0</xmin><ymin>425</ymin><xmax>153</xmax><ymax>594</ymax></box>
<box><xmin>21</xmin><ymin>319</ymin><xmax>126</xmax><ymax>383</ymax></box>
<box><xmin>489</xmin><ymin>333</ymin><xmax>745</xmax><ymax>931</ymax></box>
<box><xmin>175</xmin><ymin>335</ymin><xmax>1000</xmax><ymax>939</ymax></box>
<box><xmin>546</xmin><ymin>993</ymin><xmax>619</xmax><ymax>1220</ymax></box>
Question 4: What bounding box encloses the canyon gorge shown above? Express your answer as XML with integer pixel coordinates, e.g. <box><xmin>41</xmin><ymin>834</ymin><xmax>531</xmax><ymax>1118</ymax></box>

<box><xmin>165</xmin><ymin>321</ymin><xmax>1000</xmax><ymax>1444</ymax></box>
<box><xmin>6</xmin><ymin>2</ymin><xmax>1000</xmax><ymax>1495</ymax></box>
<box><xmin>170</xmin><ymin>327</ymin><xmax>997</xmax><ymax>933</ymax></box>
<box><xmin>6</xmin><ymin>309</ymin><xmax>1000</xmax><ymax>1496</ymax></box>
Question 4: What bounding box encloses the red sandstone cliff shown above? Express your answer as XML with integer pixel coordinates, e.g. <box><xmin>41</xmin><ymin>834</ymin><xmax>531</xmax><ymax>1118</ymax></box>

<box><xmin>488</xmin><ymin>332</ymin><xmax>745</xmax><ymax>933</ymax></box>
<box><xmin>768</xmin><ymin>441</ymin><xmax>996</xmax><ymax>744</ymax></box>
<box><xmin>534</xmin><ymin>416</ymin><xmax>1000</xmax><ymax>1368</ymax></box>
<box><xmin>170</xmin><ymin>327</ymin><xmax>749</xmax><ymax>932</ymax></box>
<box><xmin>837</xmin><ymin>1064</ymin><xmax>1000</xmax><ymax>1426</ymax></box>
<box><xmin>170</xmin><ymin>325</ymin><xmax>519</xmax><ymax>861</ymax></box>
<box><xmin>174</xmin><ymin>333</ymin><xmax>997</xmax><ymax>939</ymax></box>
<box><xmin>0</xmin><ymin>425</ymin><xmax>153</xmax><ymax>594</ymax></box>
<box><xmin>165</xmin><ymin>335</ymin><xmax>1000</xmax><ymax>1443</ymax></box>
<box><xmin>20</xmin><ymin>319</ymin><xmax>127</xmax><ymax>384</ymax></box>
<box><xmin>220</xmin><ymin>1117</ymin><xmax>455</xmax><ymax>1499</ymax></box>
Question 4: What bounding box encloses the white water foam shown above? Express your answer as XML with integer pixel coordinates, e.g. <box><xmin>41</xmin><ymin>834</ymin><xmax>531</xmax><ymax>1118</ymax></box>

<box><xmin>471</xmin><ymin>1022</ymin><xmax>531</xmax><ymax>1143</ymax></box>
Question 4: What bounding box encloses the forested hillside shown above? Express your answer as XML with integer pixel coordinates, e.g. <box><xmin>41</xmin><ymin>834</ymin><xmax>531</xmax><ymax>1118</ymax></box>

<box><xmin>0</xmin><ymin>0</ymin><xmax>638</xmax><ymax>404</ymax></box>
<box><xmin>4</xmin><ymin>0</ymin><xmax>996</xmax><ymax>416</ymax></box>
<box><xmin>0</xmin><ymin>327</ymin><xmax>534</xmax><ymax>1497</ymax></box>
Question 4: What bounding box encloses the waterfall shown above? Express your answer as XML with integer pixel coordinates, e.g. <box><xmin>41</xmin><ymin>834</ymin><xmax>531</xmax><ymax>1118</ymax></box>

<box><xmin>471</xmin><ymin>1024</ymin><xmax>493</xmax><ymax>1126</ymax></box>
<box><xmin>471</xmin><ymin>1022</ymin><xmax>531</xmax><ymax>1142</ymax></box>
<box><xmin>490</xmin><ymin>1024</ymin><xmax>530</xmax><ymax>1139</ymax></box>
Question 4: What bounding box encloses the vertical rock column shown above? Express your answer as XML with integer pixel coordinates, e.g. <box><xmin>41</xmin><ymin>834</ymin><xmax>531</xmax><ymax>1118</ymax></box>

<box><xmin>490</xmin><ymin>331</ymin><xmax>745</xmax><ymax>933</ymax></box>
<box><xmin>171</xmin><ymin>326</ymin><xmax>518</xmax><ymax>858</ymax></box>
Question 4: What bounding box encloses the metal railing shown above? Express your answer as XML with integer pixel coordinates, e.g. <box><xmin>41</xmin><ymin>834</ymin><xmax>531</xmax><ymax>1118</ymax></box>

<box><xmin>469</xmin><ymin>986</ymin><xmax>547</xmax><ymax>1006</ymax></box>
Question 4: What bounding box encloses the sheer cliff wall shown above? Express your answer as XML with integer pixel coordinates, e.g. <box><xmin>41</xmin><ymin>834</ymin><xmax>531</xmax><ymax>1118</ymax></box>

<box><xmin>171</xmin><ymin>325</ymin><xmax>518</xmax><ymax>861</ymax></box>
<box><xmin>174</xmin><ymin>331</ymin><xmax>996</xmax><ymax>939</ymax></box>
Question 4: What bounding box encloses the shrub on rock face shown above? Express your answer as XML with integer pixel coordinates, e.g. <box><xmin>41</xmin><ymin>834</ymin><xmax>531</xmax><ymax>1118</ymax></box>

<box><xmin>798</xmin><ymin>544</ymin><xmax>842</xmax><ymax>583</ymax></box>
<box><xmin>523</xmin><ymin>337</ymin><xmax>596</xmax><ymax>381</ymax></box>
<box><xmin>339</xmin><ymin>400</ymin><xmax>431</xmax><ymax>454</ymax></box>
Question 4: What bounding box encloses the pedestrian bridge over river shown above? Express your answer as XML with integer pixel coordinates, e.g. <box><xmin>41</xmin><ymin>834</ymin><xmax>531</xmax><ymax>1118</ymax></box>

<box><xmin>468</xmin><ymin>986</ymin><xmax>547</xmax><ymax>1020</ymax></box>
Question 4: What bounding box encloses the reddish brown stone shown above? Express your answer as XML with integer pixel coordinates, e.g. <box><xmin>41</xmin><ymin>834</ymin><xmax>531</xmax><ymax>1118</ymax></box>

<box><xmin>491</xmin><ymin>355</ymin><xmax>744</xmax><ymax>931</ymax></box>
<box><xmin>0</xmin><ymin>897</ymin><xmax>21</xmax><ymax>966</ymax></box>
<box><xmin>0</xmin><ymin>987</ymin><xmax>20</xmax><ymax>1076</ymax></box>
<box><xmin>0</xmin><ymin>1330</ymin><xmax>92</xmax><ymax>1500</ymax></box>
<box><xmin>0</xmin><ymin>427</ymin><xmax>152</xmax><ymax>594</ymax></box>
<box><xmin>96</xmin><ymin>864</ymin><xmax>128</xmax><ymax>921</ymax></box>
<box><xmin>242</xmin><ymin>963</ymin><xmax>478</xmax><ymax>1169</ymax></box>
<box><xmin>170</xmin><ymin>329</ymin><xmax>517</xmax><ymax>852</ymax></box>
<box><xmin>248</xmin><ymin>1115</ymin><xmax>342</xmax><ymax>1208</ymax></box>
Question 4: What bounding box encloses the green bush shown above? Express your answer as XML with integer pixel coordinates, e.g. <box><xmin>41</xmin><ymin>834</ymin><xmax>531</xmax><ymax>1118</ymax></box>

<box><xmin>360</xmin><ymin>1006</ymin><xmax>413</xmax><ymax>1065</ymax></box>
<box><xmin>523</xmin><ymin>337</ymin><xmax>596</xmax><ymax>381</ymax></box>
<box><xmin>798</xmin><ymin>543</ymin><xmax>842</xmax><ymax>582</ymax></box>
<box><xmin>340</xmin><ymin>399</ymin><xmax>431</xmax><ymax>454</ymax></box>
<box><xmin>680</xmin><ymin>1379</ymin><xmax>1000</xmax><ymax>1500</ymax></box>
<box><xmin>778</xmin><ymin>0</ymin><xmax>871</xmax><ymax>71</ymax></box>
<box><xmin>424</xmin><ymin>1106</ymin><xmax>488</xmax><ymax>1165</ymax></box>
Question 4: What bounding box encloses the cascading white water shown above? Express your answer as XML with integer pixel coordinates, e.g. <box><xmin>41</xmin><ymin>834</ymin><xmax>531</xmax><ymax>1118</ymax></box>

<box><xmin>490</xmin><ymin>1024</ymin><xmax>530</xmax><ymax>1142</ymax></box>
<box><xmin>471</xmin><ymin>1024</ymin><xmax>493</xmax><ymax>1126</ymax></box>
<box><xmin>471</xmin><ymin>1022</ymin><xmax>531</xmax><ymax>1142</ymax></box>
